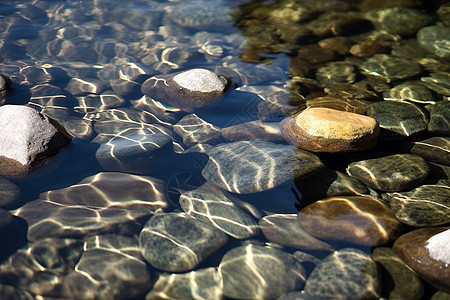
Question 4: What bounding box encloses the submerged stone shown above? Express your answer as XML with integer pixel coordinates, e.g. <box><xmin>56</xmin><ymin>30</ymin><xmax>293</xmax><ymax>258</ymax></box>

<box><xmin>360</xmin><ymin>54</ymin><xmax>422</xmax><ymax>83</ymax></box>
<box><xmin>410</xmin><ymin>137</ymin><xmax>450</xmax><ymax>165</ymax></box>
<box><xmin>346</xmin><ymin>154</ymin><xmax>429</xmax><ymax>192</ymax></box>
<box><xmin>372</xmin><ymin>247</ymin><xmax>424</xmax><ymax>300</ymax></box>
<box><xmin>304</xmin><ymin>248</ymin><xmax>381</xmax><ymax>299</ymax></box>
<box><xmin>297</xmin><ymin>196</ymin><xmax>403</xmax><ymax>246</ymax></box>
<box><xmin>16</xmin><ymin>172</ymin><xmax>168</xmax><ymax>241</ymax></box>
<box><xmin>139</xmin><ymin>212</ymin><xmax>227</xmax><ymax>272</ymax></box>
<box><xmin>200</xmin><ymin>140</ymin><xmax>324</xmax><ymax>194</ymax></box>
<box><xmin>428</xmin><ymin>101</ymin><xmax>450</xmax><ymax>136</ymax></box>
<box><xmin>219</xmin><ymin>244</ymin><xmax>306</xmax><ymax>299</ymax></box>
<box><xmin>417</xmin><ymin>26</ymin><xmax>450</xmax><ymax>59</ymax></box>
<box><xmin>180</xmin><ymin>183</ymin><xmax>260</xmax><ymax>239</ymax></box>
<box><xmin>259</xmin><ymin>214</ymin><xmax>334</xmax><ymax>251</ymax></box>
<box><xmin>62</xmin><ymin>234</ymin><xmax>150</xmax><ymax>300</ymax></box>
<box><xmin>146</xmin><ymin>267</ymin><xmax>222</xmax><ymax>300</ymax></box>
<box><xmin>367</xmin><ymin>100</ymin><xmax>429</xmax><ymax>139</ymax></box>
<box><xmin>389</xmin><ymin>184</ymin><xmax>450</xmax><ymax>227</ymax></box>
<box><xmin>173</xmin><ymin>114</ymin><xmax>222</xmax><ymax>147</ymax></box>
<box><xmin>281</xmin><ymin>108</ymin><xmax>379</xmax><ymax>152</ymax></box>
<box><xmin>394</xmin><ymin>227</ymin><xmax>450</xmax><ymax>293</ymax></box>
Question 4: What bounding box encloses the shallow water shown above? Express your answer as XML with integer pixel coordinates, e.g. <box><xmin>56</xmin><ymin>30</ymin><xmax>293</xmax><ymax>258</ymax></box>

<box><xmin>0</xmin><ymin>0</ymin><xmax>449</xmax><ymax>299</ymax></box>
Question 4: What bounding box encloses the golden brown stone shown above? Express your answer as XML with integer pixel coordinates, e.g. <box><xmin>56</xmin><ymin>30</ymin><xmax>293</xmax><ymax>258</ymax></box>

<box><xmin>281</xmin><ymin>107</ymin><xmax>379</xmax><ymax>152</ymax></box>
<box><xmin>297</xmin><ymin>196</ymin><xmax>404</xmax><ymax>246</ymax></box>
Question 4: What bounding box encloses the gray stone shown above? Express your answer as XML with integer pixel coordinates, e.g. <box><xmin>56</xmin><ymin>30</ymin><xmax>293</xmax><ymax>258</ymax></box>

<box><xmin>410</xmin><ymin>137</ymin><xmax>450</xmax><ymax>165</ymax></box>
<box><xmin>0</xmin><ymin>209</ymin><xmax>27</xmax><ymax>261</ymax></box>
<box><xmin>421</xmin><ymin>72</ymin><xmax>450</xmax><ymax>96</ymax></box>
<box><xmin>360</xmin><ymin>54</ymin><xmax>422</xmax><ymax>83</ymax></box>
<box><xmin>146</xmin><ymin>268</ymin><xmax>222</xmax><ymax>300</ymax></box>
<box><xmin>16</xmin><ymin>172</ymin><xmax>168</xmax><ymax>241</ymax></box>
<box><xmin>385</xmin><ymin>81</ymin><xmax>435</xmax><ymax>104</ymax></box>
<box><xmin>219</xmin><ymin>244</ymin><xmax>306</xmax><ymax>299</ymax></box>
<box><xmin>221</xmin><ymin>120</ymin><xmax>285</xmax><ymax>143</ymax></box>
<box><xmin>295</xmin><ymin>169</ymin><xmax>369</xmax><ymax>201</ymax></box>
<box><xmin>417</xmin><ymin>26</ymin><xmax>450</xmax><ymax>59</ymax></box>
<box><xmin>201</xmin><ymin>140</ymin><xmax>324</xmax><ymax>194</ymax></box>
<box><xmin>347</xmin><ymin>154</ymin><xmax>429</xmax><ymax>192</ymax></box>
<box><xmin>365</xmin><ymin>8</ymin><xmax>433</xmax><ymax>36</ymax></box>
<box><xmin>0</xmin><ymin>177</ymin><xmax>22</xmax><ymax>209</ymax></box>
<box><xmin>0</xmin><ymin>105</ymin><xmax>72</xmax><ymax>176</ymax></box>
<box><xmin>180</xmin><ymin>183</ymin><xmax>260</xmax><ymax>239</ymax></box>
<box><xmin>173</xmin><ymin>114</ymin><xmax>222</xmax><ymax>147</ymax></box>
<box><xmin>367</xmin><ymin>101</ymin><xmax>429</xmax><ymax>139</ymax></box>
<box><xmin>95</xmin><ymin>132</ymin><xmax>175</xmax><ymax>174</ymax></box>
<box><xmin>139</xmin><ymin>212</ymin><xmax>228</xmax><ymax>272</ymax></box>
<box><xmin>389</xmin><ymin>184</ymin><xmax>450</xmax><ymax>227</ymax></box>
<box><xmin>62</xmin><ymin>234</ymin><xmax>151</xmax><ymax>300</ymax></box>
<box><xmin>169</xmin><ymin>1</ymin><xmax>233</xmax><ymax>30</ymax></box>
<box><xmin>428</xmin><ymin>101</ymin><xmax>450</xmax><ymax>136</ymax></box>
<box><xmin>372</xmin><ymin>247</ymin><xmax>424</xmax><ymax>300</ymax></box>
<box><xmin>259</xmin><ymin>214</ymin><xmax>334</xmax><ymax>251</ymax></box>
<box><xmin>0</xmin><ymin>284</ymin><xmax>34</xmax><ymax>300</ymax></box>
<box><xmin>304</xmin><ymin>248</ymin><xmax>381</xmax><ymax>299</ymax></box>
<box><xmin>0</xmin><ymin>238</ymin><xmax>84</xmax><ymax>297</ymax></box>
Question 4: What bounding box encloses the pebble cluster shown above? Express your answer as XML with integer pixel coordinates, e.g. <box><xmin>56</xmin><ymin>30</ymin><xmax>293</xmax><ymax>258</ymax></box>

<box><xmin>0</xmin><ymin>0</ymin><xmax>449</xmax><ymax>299</ymax></box>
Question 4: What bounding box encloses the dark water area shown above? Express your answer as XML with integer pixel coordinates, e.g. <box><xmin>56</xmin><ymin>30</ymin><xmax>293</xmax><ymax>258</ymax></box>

<box><xmin>0</xmin><ymin>0</ymin><xmax>449</xmax><ymax>299</ymax></box>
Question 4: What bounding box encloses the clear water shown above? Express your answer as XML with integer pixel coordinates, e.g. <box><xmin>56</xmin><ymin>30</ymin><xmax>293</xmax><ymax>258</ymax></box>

<box><xmin>0</xmin><ymin>0</ymin><xmax>448</xmax><ymax>299</ymax></box>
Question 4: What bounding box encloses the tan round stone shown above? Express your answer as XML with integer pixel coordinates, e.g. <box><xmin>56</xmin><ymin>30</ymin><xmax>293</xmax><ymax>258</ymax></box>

<box><xmin>281</xmin><ymin>107</ymin><xmax>379</xmax><ymax>152</ymax></box>
<box><xmin>297</xmin><ymin>195</ymin><xmax>404</xmax><ymax>246</ymax></box>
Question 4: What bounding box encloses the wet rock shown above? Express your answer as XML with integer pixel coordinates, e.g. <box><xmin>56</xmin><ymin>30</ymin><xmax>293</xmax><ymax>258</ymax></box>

<box><xmin>281</xmin><ymin>108</ymin><xmax>379</xmax><ymax>152</ymax></box>
<box><xmin>0</xmin><ymin>177</ymin><xmax>22</xmax><ymax>209</ymax></box>
<box><xmin>318</xmin><ymin>36</ymin><xmax>354</xmax><ymax>56</ymax></box>
<box><xmin>316</xmin><ymin>61</ymin><xmax>356</xmax><ymax>84</ymax></box>
<box><xmin>0</xmin><ymin>209</ymin><xmax>27</xmax><ymax>262</ymax></box>
<box><xmin>221</xmin><ymin>120</ymin><xmax>285</xmax><ymax>143</ymax></box>
<box><xmin>139</xmin><ymin>212</ymin><xmax>228</xmax><ymax>272</ymax></box>
<box><xmin>259</xmin><ymin>214</ymin><xmax>334</xmax><ymax>251</ymax></box>
<box><xmin>295</xmin><ymin>169</ymin><xmax>369</xmax><ymax>201</ymax></box>
<box><xmin>324</xmin><ymin>82</ymin><xmax>379</xmax><ymax>101</ymax></box>
<box><xmin>365</xmin><ymin>8</ymin><xmax>433</xmax><ymax>36</ymax></box>
<box><xmin>306</xmin><ymin>96</ymin><xmax>371</xmax><ymax>114</ymax></box>
<box><xmin>438</xmin><ymin>3</ymin><xmax>450</xmax><ymax>26</ymax></box>
<box><xmin>0</xmin><ymin>74</ymin><xmax>12</xmax><ymax>104</ymax></box>
<box><xmin>307</xmin><ymin>12</ymin><xmax>371</xmax><ymax>36</ymax></box>
<box><xmin>62</xmin><ymin>234</ymin><xmax>151</xmax><ymax>300</ymax></box>
<box><xmin>372</xmin><ymin>247</ymin><xmax>424</xmax><ymax>300</ymax></box>
<box><xmin>417</xmin><ymin>26</ymin><xmax>450</xmax><ymax>60</ymax></box>
<box><xmin>0</xmin><ymin>284</ymin><xmax>34</xmax><ymax>300</ymax></box>
<box><xmin>74</xmin><ymin>91</ymin><xmax>125</xmax><ymax>113</ymax></box>
<box><xmin>297</xmin><ymin>196</ymin><xmax>403</xmax><ymax>246</ymax></box>
<box><xmin>16</xmin><ymin>172</ymin><xmax>168</xmax><ymax>241</ymax></box>
<box><xmin>141</xmin><ymin>68</ymin><xmax>231</xmax><ymax>113</ymax></box>
<box><xmin>349</xmin><ymin>38</ymin><xmax>390</xmax><ymax>58</ymax></box>
<box><xmin>168</xmin><ymin>1</ymin><xmax>233</xmax><ymax>30</ymax></box>
<box><xmin>304</xmin><ymin>248</ymin><xmax>381</xmax><ymax>299</ymax></box>
<box><xmin>66</xmin><ymin>77</ymin><xmax>108</xmax><ymax>95</ymax></box>
<box><xmin>428</xmin><ymin>101</ymin><xmax>450</xmax><ymax>136</ymax></box>
<box><xmin>421</xmin><ymin>72</ymin><xmax>450</xmax><ymax>96</ymax></box>
<box><xmin>0</xmin><ymin>238</ymin><xmax>83</xmax><ymax>297</ymax></box>
<box><xmin>200</xmin><ymin>140</ymin><xmax>324</xmax><ymax>194</ymax></box>
<box><xmin>394</xmin><ymin>227</ymin><xmax>450</xmax><ymax>292</ymax></box>
<box><xmin>389</xmin><ymin>184</ymin><xmax>450</xmax><ymax>227</ymax></box>
<box><xmin>219</xmin><ymin>244</ymin><xmax>306</xmax><ymax>299</ymax></box>
<box><xmin>366</xmin><ymin>101</ymin><xmax>429</xmax><ymax>139</ymax></box>
<box><xmin>180</xmin><ymin>183</ymin><xmax>259</xmax><ymax>239</ymax></box>
<box><xmin>410</xmin><ymin>137</ymin><xmax>450</xmax><ymax>165</ymax></box>
<box><xmin>360</xmin><ymin>54</ymin><xmax>422</xmax><ymax>83</ymax></box>
<box><xmin>131</xmin><ymin>95</ymin><xmax>183</xmax><ymax>124</ymax></box>
<box><xmin>95</xmin><ymin>131</ymin><xmax>175</xmax><ymax>174</ymax></box>
<box><xmin>146</xmin><ymin>267</ymin><xmax>222</xmax><ymax>300</ymax></box>
<box><xmin>173</xmin><ymin>114</ymin><xmax>222</xmax><ymax>147</ymax></box>
<box><xmin>0</xmin><ymin>105</ymin><xmax>72</xmax><ymax>176</ymax></box>
<box><xmin>346</xmin><ymin>154</ymin><xmax>429</xmax><ymax>192</ymax></box>
<box><xmin>113</xmin><ymin>4</ymin><xmax>162</xmax><ymax>31</ymax></box>
<box><xmin>384</xmin><ymin>81</ymin><xmax>435</xmax><ymax>104</ymax></box>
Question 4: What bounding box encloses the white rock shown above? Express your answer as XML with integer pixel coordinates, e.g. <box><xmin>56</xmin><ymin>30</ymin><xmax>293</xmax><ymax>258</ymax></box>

<box><xmin>425</xmin><ymin>229</ymin><xmax>450</xmax><ymax>264</ymax></box>
<box><xmin>173</xmin><ymin>68</ymin><xmax>227</xmax><ymax>93</ymax></box>
<box><xmin>0</xmin><ymin>105</ymin><xmax>71</xmax><ymax>166</ymax></box>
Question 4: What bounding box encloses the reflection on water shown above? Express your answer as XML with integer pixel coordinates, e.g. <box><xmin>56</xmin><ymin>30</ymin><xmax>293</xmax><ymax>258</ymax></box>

<box><xmin>0</xmin><ymin>0</ymin><xmax>449</xmax><ymax>299</ymax></box>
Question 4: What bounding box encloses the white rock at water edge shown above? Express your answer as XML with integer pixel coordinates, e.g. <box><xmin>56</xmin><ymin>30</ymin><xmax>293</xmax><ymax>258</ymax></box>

<box><xmin>425</xmin><ymin>229</ymin><xmax>450</xmax><ymax>265</ymax></box>
<box><xmin>0</xmin><ymin>105</ymin><xmax>72</xmax><ymax>166</ymax></box>
<box><xmin>173</xmin><ymin>68</ymin><xmax>228</xmax><ymax>93</ymax></box>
